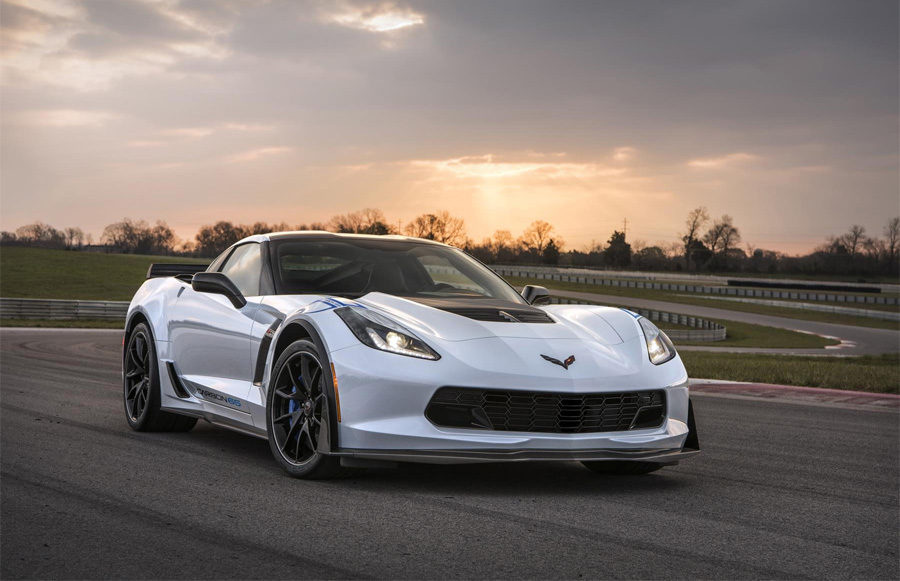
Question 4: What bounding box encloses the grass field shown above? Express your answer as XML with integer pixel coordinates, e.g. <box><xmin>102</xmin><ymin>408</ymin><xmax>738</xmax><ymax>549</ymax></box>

<box><xmin>682</xmin><ymin>352</ymin><xmax>900</xmax><ymax>394</ymax></box>
<box><xmin>508</xmin><ymin>276</ymin><xmax>900</xmax><ymax>330</ymax></box>
<box><xmin>0</xmin><ymin>247</ymin><xmax>207</xmax><ymax>301</ymax></box>
<box><xmin>669</xmin><ymin>319</ymin><xmax>838</xmax><ymax>349</ymax></box>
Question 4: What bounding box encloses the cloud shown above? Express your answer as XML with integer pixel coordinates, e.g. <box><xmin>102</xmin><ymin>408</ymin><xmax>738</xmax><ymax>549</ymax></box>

<box><xmin>127</xmin><ymin>140</ymin><xmax>166</xmax><ymax>147</ymax></box>
<box><xmin>9</xmin><ymin>108</ymin><xmax>116</xmax><ymax>127</ymax></box>
<box><xmin>687</xmin><ymin>152</ymin><xmax>759</xmax><ymax>169</ymax></box>
<box><xmin>406</xmin><ymin>154</ymin><xmax>626</xmax><ymax>180</ymax></box>
<box><xmin>612</xmin><ymin>146</ymin><xmax>637</xmax><ymax>162</ymax></box>
<box><xmin>221</xmin><ymin>122</ymin><xmax>275</xmax><ymax>132</ymax></box>
<box><xmin>162</xmin><ymin>127</ymin><xmax>214</xmax><ymax>138</ymax></box>
<box><xmin>225</xmin><ymin>146</ymin><xmax>292</xmax><ymax>163</ymax></box>
<box><xmin>0</xmin><ymin>0</ymin><xmax>236</xmax><ymax>91</ymax></box>
<box><xmin>323</xmin><ymin>3</ymin><xmax>424</xmax><ymax>33</ymax></box>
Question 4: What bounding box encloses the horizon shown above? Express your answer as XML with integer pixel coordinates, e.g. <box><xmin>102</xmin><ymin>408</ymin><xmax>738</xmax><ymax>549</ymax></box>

<box><xmin>2</xmin><ymin>0</ymin><xmax>898</xmax><ymax>255</ymax></box>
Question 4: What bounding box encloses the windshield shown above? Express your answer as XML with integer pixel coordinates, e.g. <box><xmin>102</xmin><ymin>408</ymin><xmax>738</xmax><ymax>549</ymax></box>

<box><xmin>269</xmin><ymin>238</ymin><xmax>526</xmax><ymax>303</ymax></box>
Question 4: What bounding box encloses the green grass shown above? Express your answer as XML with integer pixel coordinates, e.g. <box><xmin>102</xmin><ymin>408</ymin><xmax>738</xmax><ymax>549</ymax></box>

<box><xmin>509</xmin><ymin>277</ymin><xmax>900</xmax><ymax>330</ymax></box>
<box><xmin>682</xmin><ymin>352</ymin><xmax>900</xmax><ymax>394</ymax></box>
<box><xmin>671</xmin><ymin>319</ymin><xmax>838</xmax><ymax>348</ymax></box>
<box><xmin>0</xmin><ymin>247</ymin><xmax>206</xmax><ymax>301</ymax></box>
<box><xmin>0</xmin><ymin>318</ymin><xmax>124</xmax><ymax>329</ymax></box>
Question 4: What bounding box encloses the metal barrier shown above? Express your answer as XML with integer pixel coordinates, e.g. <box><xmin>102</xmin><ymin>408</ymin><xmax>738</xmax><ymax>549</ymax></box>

<box><xmin>694</xmin><ymin>295</ymin><xmax>900</xmax><ymax>322</ymax></box>
<box><xmin>0</xmin><ymin>298</ymin><xmax>128</xmax><ymax>320</ymax></box>
<box><xmin>491</xmin><ymin>266</ymin><xmax>900</xmax><ymax>306</ymax></box>
<box><xmin>549</xmin><ymin>297</ymin><xmax>727</xmax><ymax>342</ymax></box>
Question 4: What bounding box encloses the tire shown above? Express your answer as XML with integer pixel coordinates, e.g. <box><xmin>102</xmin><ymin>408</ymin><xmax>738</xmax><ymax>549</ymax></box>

<box><xmin>581</xmin><ymin>461</ymin><xmax>663</xmax><ymax>475</ymax></box>
<box><xmin>124</xmin><ymin>323</ymin><xmax>197</xmax><ymax>433</ymax></box>
<box><xmin>266</xmin><ymin>339</ymin><xmax>361</xmax><ymax>479</ymax></box>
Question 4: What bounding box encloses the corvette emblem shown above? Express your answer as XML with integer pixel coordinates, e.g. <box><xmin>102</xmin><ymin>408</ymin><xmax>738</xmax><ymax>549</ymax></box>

<box><xmin>541</xmin><ymin>354</ymin><xmax>576</xmax><ymax>370</ymax></box>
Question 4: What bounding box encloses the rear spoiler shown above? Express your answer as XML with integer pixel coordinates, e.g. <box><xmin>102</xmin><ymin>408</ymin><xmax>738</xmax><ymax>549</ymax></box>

<box><xmin>147</xmin><ymin>263</ymin><xmax>210</xmax><ymax>279</ymax></box>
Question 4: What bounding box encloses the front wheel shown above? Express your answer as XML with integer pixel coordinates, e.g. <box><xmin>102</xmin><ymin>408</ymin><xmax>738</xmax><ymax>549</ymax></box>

<box><xmin>581</xmin><ymin>461</ymin><xmax>663</xmax><ymax>475</ymax></box>
<box><xmin>266</xmin><ymin>340</ymin><xmax>359</xmax><ymax>479</ymax></box>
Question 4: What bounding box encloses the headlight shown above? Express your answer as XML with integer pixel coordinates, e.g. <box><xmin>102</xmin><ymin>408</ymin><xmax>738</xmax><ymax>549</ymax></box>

<box><xmin>639</xmin><ymin>317</ymin><xmax>676</xmax><ymax>365</ymax></box>
<box><xmin>334</xmin><ymin>307</ymin><xmax>440</xmax><ymax>360</ymax></box>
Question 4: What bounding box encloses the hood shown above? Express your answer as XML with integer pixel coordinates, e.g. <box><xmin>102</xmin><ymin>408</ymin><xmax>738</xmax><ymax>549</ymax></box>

<box><xmin>354</xmin><ymin>292</ymin><xmax>638</xmax><ymax>347</ymax></box>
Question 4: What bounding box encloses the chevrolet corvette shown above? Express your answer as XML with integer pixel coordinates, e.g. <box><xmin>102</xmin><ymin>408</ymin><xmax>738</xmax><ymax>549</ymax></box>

<box><xmin>124</xmin><ymin>232</ymin><xmax>699</xmax><ymax>478</ymax></box>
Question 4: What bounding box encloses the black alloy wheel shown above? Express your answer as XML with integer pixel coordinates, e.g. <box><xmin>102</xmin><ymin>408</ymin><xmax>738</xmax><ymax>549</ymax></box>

<box><xmin>266</xmin><ymin>339</ymin><xmax>360</xmax><ymax>479</ymax></box>
<box><xmin>124</xmin><ymin>328</ymin><xmax>153</xmax><ymax>423</ymax></box>
<box><xmin>123</xmin><ymin>322</ymin><xmax>197</xmax><ymax>432</ymax></box>
<box><xmin>270</xmin><ymin>350</ymin><xmax>327</xmax><ymax>465</ymax></box>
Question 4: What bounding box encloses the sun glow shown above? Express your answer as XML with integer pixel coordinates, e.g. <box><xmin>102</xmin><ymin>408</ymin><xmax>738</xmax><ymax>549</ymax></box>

<box><xmin>326</xmin><ymin>5</ymin><xmax>424</xmax><ymax>33</ymax></box>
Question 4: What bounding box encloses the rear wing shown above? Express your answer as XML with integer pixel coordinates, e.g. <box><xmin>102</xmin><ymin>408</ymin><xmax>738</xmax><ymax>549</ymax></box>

<box><xmin>146</xmin><ymin>263</ymin><xmax>210</xmax><ymax>280</ymax></box>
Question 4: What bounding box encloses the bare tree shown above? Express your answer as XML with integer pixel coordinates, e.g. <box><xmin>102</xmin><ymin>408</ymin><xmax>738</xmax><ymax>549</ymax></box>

<box><xmin>718</xmin><ymin>215</ymin><xmax>741</xmax><ymax>256</ymax></box>
<box><xmin>521</xmin><ymin>220</ymin><xmax>555</xmax><ymax>254</ymax></box>
<box><xmin>862</xmin><ymin>236</ymin><xmax>884</xmax><ymax>262</ymax></box>
<box><xmin>842</xmin><ymin>224</ymin><xmax>866</xmax><ymax>258</ymax></box>
<box><xmin>15</xmin><ymin>222</ymin><xmax>66</xmax><ymax>248</ymax></box>
<box><xmin>884</xmin><ymin>217</ymin><xmax>900</xmax><ymax>273</ymax></box>
<box><xmin>64</xmin><ymin>227</ymin><xmax>85</xmax><ymax>249</ymax></box>
<box><xmin>194</xmin><ymin>221</ymin><xmax>250</xmax><ymax>257</ymax></box>
<box><xmin>491</xmin><ymin>230</ymin><xmax>515</xmax><ymax>252</ymax></box>
<box><xmin>329</xmin><ymin>208</ymin><xmax>394</xmax><ymax>235</ymax></box>
<box><xmin>102</xmin><ymin>218</ymin><xmax>176</xmax><ymax>254</ymax></box>
<box><xmin>404</xmin><ymin>211</ymin><xmax>466</xmax><ymax>245</ymax></box>
<box><xmin>681</xmin><ymin>207</ymin><xmax>709</xmax><ymax>271</ymax></box>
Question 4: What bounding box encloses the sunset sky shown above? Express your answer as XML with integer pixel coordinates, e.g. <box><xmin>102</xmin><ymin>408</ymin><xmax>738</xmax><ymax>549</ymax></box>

<box><xmin>1</xmin><ymin>0</ymin><xmax>898</xmax><ymax>254</ymax></box>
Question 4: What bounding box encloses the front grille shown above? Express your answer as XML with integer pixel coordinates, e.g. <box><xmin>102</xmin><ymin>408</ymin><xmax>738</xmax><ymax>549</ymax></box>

<box><xmin>426</xmin><ymin>387</ymin><xmax>666</xmax><ymax>433</ymax></box>
<box><xmin>441</xmin><ymin>308</ymin><xmax>555</xmax><ymax>324</ymax></box>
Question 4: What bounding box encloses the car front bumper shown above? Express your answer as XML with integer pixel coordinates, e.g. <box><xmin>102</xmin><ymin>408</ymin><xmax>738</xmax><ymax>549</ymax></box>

<box><xmin>329</xmin><ymin>343</ymin><xmax>698</xmax><ymax>465</ymax></box>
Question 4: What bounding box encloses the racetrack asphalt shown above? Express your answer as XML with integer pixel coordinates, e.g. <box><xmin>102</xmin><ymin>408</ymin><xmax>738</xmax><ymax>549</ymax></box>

<box><xmin>1</xmin><ymin>329</ymin><xmax>898</xmax><ymax>580</ymax></box>
<box><xmin>553</xmin><ymin>289</ymin><xmax>900</xmax><ymax>356</ymax></box>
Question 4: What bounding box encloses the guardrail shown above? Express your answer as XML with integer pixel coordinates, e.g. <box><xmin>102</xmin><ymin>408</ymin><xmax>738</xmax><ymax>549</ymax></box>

<box><xmin>550</xmin><ymin>298</ymin><xmax>727</xmax><ymax>342</ymax></box>
<box><xmin>0</xmin><ymin>298</ymin><xmax>128</xmax><ymax>320</ymax></box>
<box><xmin>491</xmin><ymin>266</ymin><xmax>900</xmax><ymax>306</ymax></box>
<box><xmin>694</xmin><ymin>296</ymin><xmax>900</xmax><ymax>322</ymax></box>
<box><xmin>0</xmin><ymin>296</ymin><xmax>726</xmax><ymax>342</ymax></box>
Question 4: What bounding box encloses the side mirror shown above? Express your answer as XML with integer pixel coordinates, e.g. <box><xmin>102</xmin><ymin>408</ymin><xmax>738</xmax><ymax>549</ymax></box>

<box><xmin>192</xmin><ymin>272</ymin><xmax>247</xmax><ymax>309</ymax></box>
<box><xmin>521</xmin><ymin>285</ymin><xmax>551</xmax><ymax>305</ymax></box>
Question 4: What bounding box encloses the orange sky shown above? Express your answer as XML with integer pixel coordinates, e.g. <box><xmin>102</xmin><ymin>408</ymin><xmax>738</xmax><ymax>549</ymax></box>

<box><xmin>1</xmin><ymin>0</ymin><xmax>898</xmax><ymax>255</ymax></box>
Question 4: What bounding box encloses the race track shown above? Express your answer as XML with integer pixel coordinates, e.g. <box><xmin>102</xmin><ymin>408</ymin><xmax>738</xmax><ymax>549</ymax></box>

<box><xmin>1</xmin><ymin>329</ymin><xmax>898</xmax><ymax>580</ymax></box>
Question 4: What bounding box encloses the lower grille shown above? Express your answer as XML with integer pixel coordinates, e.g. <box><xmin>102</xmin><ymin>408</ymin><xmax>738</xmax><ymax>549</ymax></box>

<box><xmin>426</xmin><ymin>387</ymin><xmax>666</xmax><ymax>433</ymax></box>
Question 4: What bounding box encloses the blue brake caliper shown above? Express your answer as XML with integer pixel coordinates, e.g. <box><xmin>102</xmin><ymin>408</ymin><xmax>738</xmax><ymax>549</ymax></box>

<box><xmin>287</xmin><ymin>375</ymin><xmax>302</xmax><ymax>441</ymax></box>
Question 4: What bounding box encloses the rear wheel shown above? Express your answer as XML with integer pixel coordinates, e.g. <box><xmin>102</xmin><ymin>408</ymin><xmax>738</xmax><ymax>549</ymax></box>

<box><xmin>266</xmin><ymin>340</ymin><xmax>360</xmax><ymax>479</ymax></box>
<box><xmin>581</xmin><ymin>461</ymin><xmax>663</xmax><ymax>475</ymax></box>
<box><xmin>124</xmin><ymin>323</ymin><xmax>197</xmax><ymax>432</ymax></box>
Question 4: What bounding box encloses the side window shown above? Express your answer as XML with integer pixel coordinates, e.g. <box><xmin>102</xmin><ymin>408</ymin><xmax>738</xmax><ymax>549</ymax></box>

<box><xmin>207</xmin><ymin>248</ymin><xmax>232</xmax><ymax>273</ymax></box>
<box><xmin>221</xmin><ymin>243</ymin><xmax>262</xmax><ymax>297</ymax></box>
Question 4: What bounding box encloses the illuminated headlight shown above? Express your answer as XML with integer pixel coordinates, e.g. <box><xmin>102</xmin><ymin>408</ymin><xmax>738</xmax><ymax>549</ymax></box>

<box><xmin>335</xmin><ymin>307</ymin><xmax>440</xmax><ymax>360</ymax></box>
<box><xmin>639</xmin><ymin>317</ymin><xmax>677</xmax><ymax>365</ymax></box>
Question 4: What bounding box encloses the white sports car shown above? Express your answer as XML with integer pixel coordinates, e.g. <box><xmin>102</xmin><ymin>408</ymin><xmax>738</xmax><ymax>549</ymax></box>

<box><xmin>124</xmin><ymin>232</ymin><xmax>699</xmax><ymax>478</ymax></box>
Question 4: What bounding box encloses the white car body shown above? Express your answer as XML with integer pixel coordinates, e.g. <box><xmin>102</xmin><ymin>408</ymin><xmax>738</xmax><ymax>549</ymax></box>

<box><xmin>126</xmin><ymin>232</ymin><xmax>699</xmax><ymax>467</ymax></box>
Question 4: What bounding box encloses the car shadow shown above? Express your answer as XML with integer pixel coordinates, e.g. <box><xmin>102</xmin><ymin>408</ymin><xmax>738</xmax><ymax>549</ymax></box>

<box><xmin>187</xmin><ymin>423</ymin><xmax>692</xmax><ymax>496</ymax></box>
<box><xmin>346</xmin><ymin>461</ymin><xmax>692</xmax><ymax>497</ymax></box>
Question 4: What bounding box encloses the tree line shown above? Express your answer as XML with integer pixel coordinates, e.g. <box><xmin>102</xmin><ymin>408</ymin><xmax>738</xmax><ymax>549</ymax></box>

<box><xmin>3</xmin><ymin>207</ymin><xmax>898</xmax><ymax>276</ymax></box>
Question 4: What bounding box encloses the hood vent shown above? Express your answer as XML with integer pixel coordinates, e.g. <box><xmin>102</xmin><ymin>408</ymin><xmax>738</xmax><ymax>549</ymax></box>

<box><xmin>441</xmin><ymin>307</ymin><xmax>555</xmax><ymax>324</ymax></box>
<box><xmin>401</xmin><ymin>296</ymin><xmax>556</xmax><ymax>324</ymax></box>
